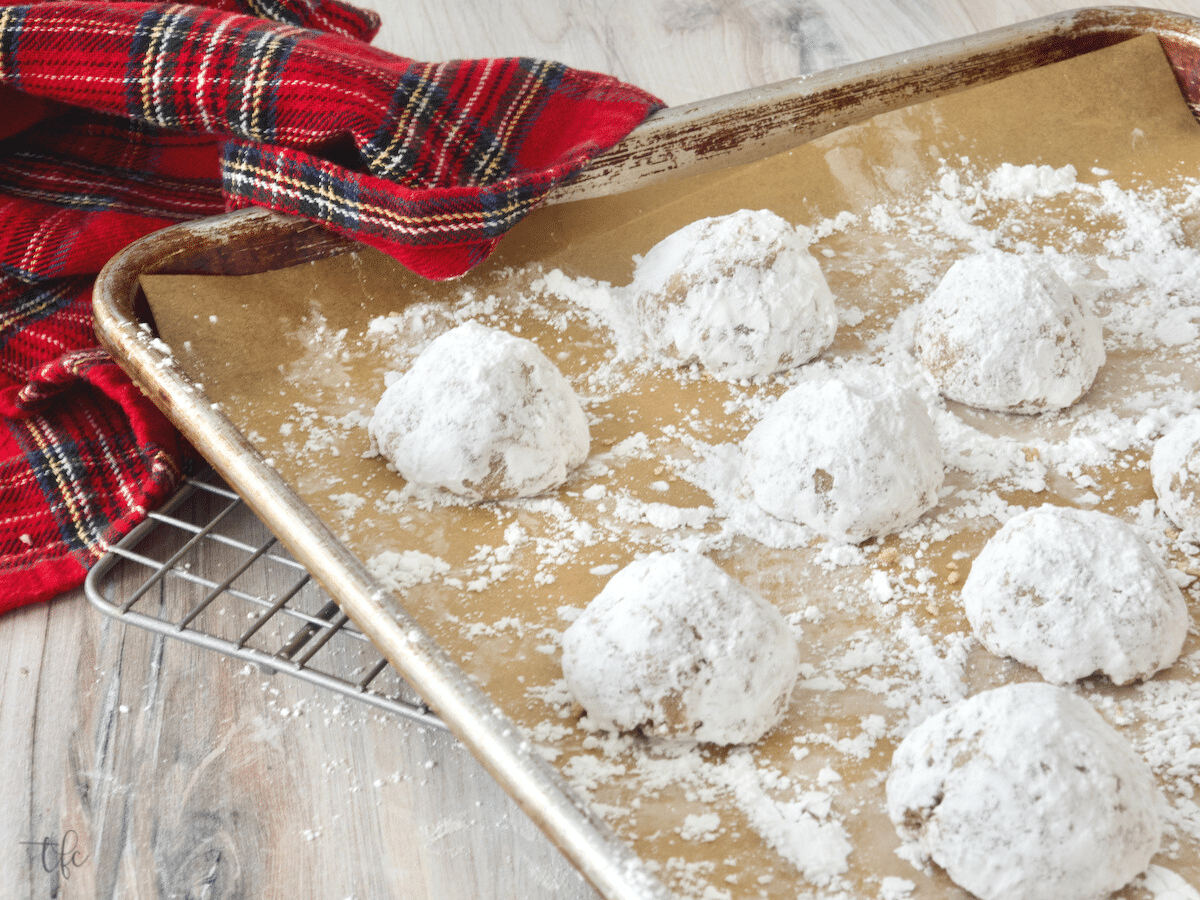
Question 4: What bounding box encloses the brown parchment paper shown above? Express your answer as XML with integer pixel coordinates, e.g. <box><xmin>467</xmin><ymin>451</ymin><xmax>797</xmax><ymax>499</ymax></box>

<box><xmin>142</xmin><ymin>35</ymin><xmax>1200</xmax><ymax>900</ymax></box>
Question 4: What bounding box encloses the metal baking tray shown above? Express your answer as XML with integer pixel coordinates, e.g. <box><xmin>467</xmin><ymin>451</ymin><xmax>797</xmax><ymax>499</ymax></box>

<box><xmin>93</xmin><ymin>9</ymin><xmax>1200</xmax><ymax>899</ymax></box>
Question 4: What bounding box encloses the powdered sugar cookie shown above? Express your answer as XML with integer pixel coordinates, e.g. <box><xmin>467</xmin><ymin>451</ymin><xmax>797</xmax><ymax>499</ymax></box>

<box><xmin>561</xmin><ymin>551</ymin><xmax>800</xmax><ymax>745</ymax></box>
<box><xmin>914</xmin><ymin>250</ymin><xmax>1104</xmax><ymax>413</ymax></box>
<box><xmin>961</xmin><ymin>504</ymin><xmax>1188</xmax><ymax>685</ymax></box>
<box><xmin>1152</xmin><ymin>410</ymin><xmax>1200</xmax><ymax>535</ymax></box>
<box><xmin>742</xmin><ymin>371</ymin><xmax>943</xmax><ymax>543</ymax></box>
<box><xmin>368</xmin><ymin>321</ymin><xmax>590</xmax><ymax>501</ymax></box>
<box><xmin>633</xmin><ymin>209</ymin><xmax>837</xmax><ymax>381</ymax></box>
<box><xmin>887</xmin><ymin>682</ymin><xmax>1161</xmax><ymax>900</ymax></box>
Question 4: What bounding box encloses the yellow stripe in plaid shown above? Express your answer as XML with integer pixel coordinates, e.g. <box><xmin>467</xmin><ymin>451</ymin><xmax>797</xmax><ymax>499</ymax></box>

<box><xmin>246</xmin><ymin>26</ymin><xmax>299</xmax><ymax>143</ymax></box>
<box><xmin>0</xmin><ymin>6</ymin><xmax>17</xmax><ymax>76</ymax></box>
<box><xmin>473</xmin><ymin>60</ymin><xmax>555</xmax><ymax>185</ymax></box>
<box><xmin>21</xmin><ymin>416</ymin><xmax>101</xmax><ymax>555</ymax></box>
<box><xmin>371</xmin><ymin>63</ymin><xmax>441</xmax><ymax>179</ymax></box>
<box><xmin>139</xmin><ymin>4</ymin><xmax>190</xmax><ymax>128</ymax></box>
<box><xmin>223</xmin><ymin>153</ymin><xmax>533</xmax><ymax>235</ymax></box>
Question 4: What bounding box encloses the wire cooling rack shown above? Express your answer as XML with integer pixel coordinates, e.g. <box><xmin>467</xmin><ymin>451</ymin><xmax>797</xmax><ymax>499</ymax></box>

<box><xmin>84</xmin><ymin>468</ymin><xmax>446</xmax><ymax>730</ymax></box>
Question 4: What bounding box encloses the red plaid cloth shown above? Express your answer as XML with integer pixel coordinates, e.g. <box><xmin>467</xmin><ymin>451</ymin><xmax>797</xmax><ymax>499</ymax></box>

<box><xmin>0</xmin><ymin>0</ymin><xmax>663</xmax><ymax>612</ymax></box>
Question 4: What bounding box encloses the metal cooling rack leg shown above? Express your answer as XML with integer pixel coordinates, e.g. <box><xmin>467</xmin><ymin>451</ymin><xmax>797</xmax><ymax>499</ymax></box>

<box><xmin>85</xmin><ymin>471</ymin><xmax>445</xmax><ymax>730</ymax></box>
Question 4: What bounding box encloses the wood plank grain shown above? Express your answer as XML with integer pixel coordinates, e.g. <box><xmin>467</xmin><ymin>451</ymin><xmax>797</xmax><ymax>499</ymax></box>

<box><xmin>5</xmin><ymin>497</ymin><xmax>601</xmax><ymax>899</ymax></box>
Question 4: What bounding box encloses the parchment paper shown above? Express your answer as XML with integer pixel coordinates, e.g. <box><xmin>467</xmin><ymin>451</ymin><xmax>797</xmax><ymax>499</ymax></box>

<box><xmin>141</xmin><ymin>35</ymin><xmax>1200</xmax><ymax>900</ymax></box>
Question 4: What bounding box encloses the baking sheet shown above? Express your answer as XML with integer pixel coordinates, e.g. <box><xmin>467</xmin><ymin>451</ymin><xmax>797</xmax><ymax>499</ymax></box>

<box><xmin>141</xmin><ymin>34</ymin><xmax>1200</xmax><ymax>899</ymax></box>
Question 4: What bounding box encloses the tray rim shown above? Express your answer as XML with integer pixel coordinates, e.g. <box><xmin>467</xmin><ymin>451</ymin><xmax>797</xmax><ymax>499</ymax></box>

<box><xmin>93</xmin><ymin>8</ymin><xmax>1200</xmax><ymax>900</ymax></box>
<box><xmin>552</xmin><ymin>4</ymin><xmax>1200</xmax><ymax>204</ymax></box>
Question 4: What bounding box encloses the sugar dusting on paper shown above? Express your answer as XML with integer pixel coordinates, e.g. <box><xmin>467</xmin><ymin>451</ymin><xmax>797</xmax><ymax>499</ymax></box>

<box><xmin>248</xmin><ymin>158</ymin><xmax>1200</xmax><ymax>898</ymax></box>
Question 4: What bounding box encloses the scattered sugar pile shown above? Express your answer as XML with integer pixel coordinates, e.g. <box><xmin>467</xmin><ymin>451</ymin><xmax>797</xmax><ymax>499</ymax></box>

<box><xmin>249</xmin><ymin>157</ymin><xmax>1200</xmax><ymax>900</ymax></box>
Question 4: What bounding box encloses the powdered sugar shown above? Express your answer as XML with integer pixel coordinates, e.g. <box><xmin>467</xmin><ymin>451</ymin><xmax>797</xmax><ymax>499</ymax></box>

<box><xmin>742</xmin><ymin>370</ymin><xmax>944</xmax><ymax>542</ymax></box>
<box><xmin>1153</xmin><ymin>410</ymin><xmax>1200</xmax><ymax>535</ymax></box>
<box><xmin>524</xmin><ymin>156</ymin><xmax>1200</xmax><ymax>894</ymax></box>
<box><xmin>720</xmin><ymin>750</ymin><xmax>852</xmax><ymax>886</ymax></box>
<box><xmin>245</xmin><ymin>151</ymin><xmax>1200</xmax><ymax>898</ymax></box>
<box><xmin>561</xmin><ymin>551</ymin><xmax>800</xmax><ymax>745</ymax></box>
<box><xmin>985</xmin><ymin>161</ymin><xmax>1079</xmax><ymax>200</ymax></box>
<box><xmin>632</xmin><ymin>209</ymin><xmax>838</xmax><ymax>380</ymax></box>
<box><xmin>914</xmin><ymin>249</ymin><xmax>1105</xmax><ymax>413</ymax></box>
<box><xmin>368</xmin><ymin>321</ymin><xmax>590</xmax><ymax>500</ymax></box>
<box><xmin>366</xmin><ymin>549</ymin><xmax>452</xmax><ymax>592</ymax></box>
<box><xmin>887</xmin><ymin>682</ymin><xmax>1161</xmax><ymax>900</ymax></box>
<box><xmin>961</xmin><ymin>504</ymin><xmax>1189</xmax><ymax>685</ymax></box>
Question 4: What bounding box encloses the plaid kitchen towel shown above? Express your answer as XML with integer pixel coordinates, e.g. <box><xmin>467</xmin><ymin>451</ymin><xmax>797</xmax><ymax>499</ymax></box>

<box><xmin>0</xmin><ymin>0</ymin><xmax>664</xmax><ymax>612</ymax></box>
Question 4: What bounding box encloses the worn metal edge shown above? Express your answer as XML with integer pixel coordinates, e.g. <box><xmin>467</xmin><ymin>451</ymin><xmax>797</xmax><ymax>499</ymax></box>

<box><xmin>549</xmin><ymin>6</ymin><xmax>1200</xmax><ymax>204</ymax></box>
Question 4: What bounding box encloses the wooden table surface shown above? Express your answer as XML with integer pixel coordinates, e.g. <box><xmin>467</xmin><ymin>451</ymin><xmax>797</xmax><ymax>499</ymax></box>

<box><xmin>6</xmin><ymin>2</ymin><xmax>1200</xmax><ymax>898</ymax></box>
